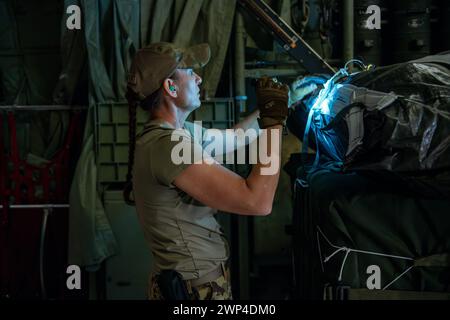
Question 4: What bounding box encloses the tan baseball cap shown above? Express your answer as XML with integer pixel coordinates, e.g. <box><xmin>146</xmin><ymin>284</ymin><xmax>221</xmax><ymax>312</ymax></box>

<box><xmin>127</xmin><ymin>42</ymin><xmax>211</xmax><ymax>100</ymax></box>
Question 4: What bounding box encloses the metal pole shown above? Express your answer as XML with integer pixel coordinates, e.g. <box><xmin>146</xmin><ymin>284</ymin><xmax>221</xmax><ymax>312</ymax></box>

<box><xmin>0</xmin><ymin>204</ymin><xmax>69</xmax><ymax>209</ymax></box>
<box><xmin>343</xmin><ymin>0</ymin><xmax>354</xmax><ymax>68</ymax></box>
<box><xmin>234</xmin><ymin>12</ymin><xmax>247</xmax><ymax>114</ymax></box>
<box><xmin>0</xmin><ymin>105</ymin><xmax>86</xmax><ymax>111</ymax></box>
<box><xmin>0</xmin><ymin>205</ymin><xmax>68</xmax><ymax>299</ymax></box>
<box><xmin>39</xmin><ymin>208</ymin><xmax>51</xmax><ymax>299</ymax></box>
<box><xmin>234</xmin><ymin>10</ymin><xmax>250</xmax><ymax>300</ymax></box>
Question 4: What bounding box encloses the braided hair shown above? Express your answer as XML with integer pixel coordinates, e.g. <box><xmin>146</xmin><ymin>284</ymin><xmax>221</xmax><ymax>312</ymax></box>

<box><xmin>123</xmin><ymin>87</ymin><xmax>164</xmax><ymax>205</ymax></box>
<box><xmin>123</xmin><ymin>89</ymin><xmax>138</xmax><ymax>205</ymax></box>
<box><xmin>124</xmin><ymin>70</ymin><xmax>180</xmax><ymax>205</ymax></box>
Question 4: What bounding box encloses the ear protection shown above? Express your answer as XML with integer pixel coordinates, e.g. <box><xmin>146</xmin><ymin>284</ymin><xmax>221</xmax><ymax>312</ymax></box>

<box><xmin>169</xmin><ymin>85</ymin><xmax>176</xmax><ymax>92</ymax></box>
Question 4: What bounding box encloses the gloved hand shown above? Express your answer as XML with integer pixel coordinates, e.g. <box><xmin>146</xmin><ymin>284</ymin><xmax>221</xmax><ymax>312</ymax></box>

<box><xmin>255</xmin><ymin>77</ymin><xmax>290</xmax><ymax>128</ymax></box>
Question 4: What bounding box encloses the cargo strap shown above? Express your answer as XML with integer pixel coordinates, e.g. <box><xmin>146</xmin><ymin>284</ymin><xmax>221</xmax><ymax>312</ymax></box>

<box><xmin>301</xmin><ymin>68</ymin><xmax>399</xmax><ymax>172</ymax></box>
<box><xmin>0</xmin><ymin>112</ymin><xmax>80</xmax><ymax>205</ymax></box>
<box><xmin>0</xmin><ymin>113</ymin><xmax>8</xmax><ymax>226</ymax></box>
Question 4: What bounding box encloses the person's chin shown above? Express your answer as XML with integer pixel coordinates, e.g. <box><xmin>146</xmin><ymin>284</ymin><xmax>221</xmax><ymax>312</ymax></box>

<box><xmin>192</xmin><ymin>100</ymin><xmax>201</xmax><ymax>109</ymax></box>
<box><xmin>185</xmin><ymin>103</ymin><xmax>200</xmax><ymax>112</ymax></box>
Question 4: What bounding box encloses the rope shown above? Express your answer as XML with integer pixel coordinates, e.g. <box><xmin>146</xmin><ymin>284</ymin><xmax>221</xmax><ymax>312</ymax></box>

<box><xmin>317</xmin><ymin>226</ymin><xmax>415</xmax><ymax>289</ymax></box>
<box><xmin>382</xmin><ymin>266</ymin><xmax>414</xmax><ymax>290</ymax></box>
<box><xmin>123</xmin><ymin>90</ymin><xmax>138</xmax><ymax>205</ymax></box>
<box><xmin>300</xmin><ymin>60</ymin><xmax>361</xmax><ymax>171</ymax></box>
<box><xmin>317</xmin><ymin>229</ymin><xmax>325</xmax><ymax>272</ymax></box>
<box><xmin>401</xmin><ymin>97</ymin><xmax>450</xmax><ymax>121</ymax></box>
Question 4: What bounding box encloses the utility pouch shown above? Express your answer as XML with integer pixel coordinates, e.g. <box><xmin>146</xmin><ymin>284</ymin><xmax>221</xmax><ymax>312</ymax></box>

<box><xmin>157</xmin><ymin>270</ymin><xmax>191</xmax><ymax>300</ymax></box>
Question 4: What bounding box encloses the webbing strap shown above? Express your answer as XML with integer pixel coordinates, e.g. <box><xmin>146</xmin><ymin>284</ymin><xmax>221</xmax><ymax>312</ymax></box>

<box><xmin>414</xmin><ymin>253</ymin><xmax>450</xmax><ymax>268</ymax></box>
<box><xmin>0</xmin><ymin>113</ymin><xmax>9</xmax><ymax>226</ymax></box>
<box><xmin>3</xmin><ymin>112</ymin><xmax>80</xmax><ymax>204</ymax></box>
<box><xmin>344</xmin><ymin>106</ymin><xmax>365</xmax><ymax>157</ymax></box>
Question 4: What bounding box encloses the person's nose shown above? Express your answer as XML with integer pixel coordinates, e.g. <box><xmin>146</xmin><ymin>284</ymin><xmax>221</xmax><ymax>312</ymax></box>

<box><xmin>194</xmin><ymin>72</ymin><xmax>202</xmax><ymax>85</ymax></box>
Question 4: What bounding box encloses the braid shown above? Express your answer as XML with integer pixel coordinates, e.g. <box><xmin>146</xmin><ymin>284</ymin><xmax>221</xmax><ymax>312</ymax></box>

<box><xmin>123</xmin><ymin>89</ymin><xmax>138</xmax><ymax>205</ymax></box>
<box><xmin>123</xmin><ymin>81</ymin><xmax>169</xmax><ymax>205</ymax></box>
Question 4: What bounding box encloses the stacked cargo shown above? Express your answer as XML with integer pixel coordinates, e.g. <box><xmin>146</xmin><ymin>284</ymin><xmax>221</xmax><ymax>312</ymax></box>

<box><xmin>286</xmin><ymin>53</ymin><xmax>450</xmax><ymax>299</ymax></box>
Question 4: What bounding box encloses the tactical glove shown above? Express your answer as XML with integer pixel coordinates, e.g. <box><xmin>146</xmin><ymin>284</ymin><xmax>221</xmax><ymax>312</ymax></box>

<box><xmin>255</xmin><ymin>77</ymin><xmax>289</xmax><ymax>128</ymax></box>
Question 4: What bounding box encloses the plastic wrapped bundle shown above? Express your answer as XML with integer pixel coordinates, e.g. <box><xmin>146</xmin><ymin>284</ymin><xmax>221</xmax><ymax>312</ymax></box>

<box><xmin>287</xmin><ymin>53</ymin><xmax>450</xmax><ymax>197</ymax></box>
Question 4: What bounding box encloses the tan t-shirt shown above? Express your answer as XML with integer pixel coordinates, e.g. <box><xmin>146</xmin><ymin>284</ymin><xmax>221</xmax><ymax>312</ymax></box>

<box><xmin>133</xmin><ymin>119</ymin><xmax>228</xmax><ymax>280</ymax></box>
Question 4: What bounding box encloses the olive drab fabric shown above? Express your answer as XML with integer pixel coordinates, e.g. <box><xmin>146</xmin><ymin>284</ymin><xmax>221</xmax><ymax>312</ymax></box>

<box><xmin>82</xmin><ymin>0</ymin><xmax>140</xmax><ymax>103</ymax></box>
<box><xmin>294</xmin><ymin>168</ymin><xmax>450</xmax><ymax>297</ymax></box>
<box><xmin>53</xmin><ymin>0</ymin><xmax>88</xmax><ymax>106</ymax></box>
<box><xmin>142</xmin><ymin>0</ymin><xmax>237</xmax><ymax>98</ymax></box>
<box><xmin>0</xmin><ymin>0</ymin><xmax>70</xmax><ymax>159</ymax></box>
<box><xmin>67</xmin><ymin>0</ymin><xmax>142</xmax><ymax>269</ymax></box>
<box><xmin>68</xmin><ymin>135</ymin><xmax>118</xmax><ymax>269</ymax></box>
<box><xmin>0</xmin><ymin>0</ymin><xmax>62</xmax><ymax>105</ymax></box>
<box><xmin>133</xmin><ymin>120</ymin><xmax>228</xmax><ymax>280</ymax></box>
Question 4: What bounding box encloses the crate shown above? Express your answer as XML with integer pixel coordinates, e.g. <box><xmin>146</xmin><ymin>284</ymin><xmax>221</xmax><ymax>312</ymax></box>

<box><xmin>95</xmin><ymin>99</ymin><xmax>235</xmax><ymax>185</ymax></box>
<box><xmin>187</xmin><ymin>98</ymin><xmax>235</xmax><ymax>129</ymax></box>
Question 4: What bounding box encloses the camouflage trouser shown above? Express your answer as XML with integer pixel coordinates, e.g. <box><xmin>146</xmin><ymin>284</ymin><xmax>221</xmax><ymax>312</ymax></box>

<box><xmin>148</xmin><ymin>267</ymin><xmax>232</xmax><ymax>300</ymax></box>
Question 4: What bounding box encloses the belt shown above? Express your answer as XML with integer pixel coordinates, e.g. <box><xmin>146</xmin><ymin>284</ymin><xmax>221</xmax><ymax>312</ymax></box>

<box><xmin>188</xmin><ymin>263</ymin><xmax>228</xmax><ymax>288</ymax></box>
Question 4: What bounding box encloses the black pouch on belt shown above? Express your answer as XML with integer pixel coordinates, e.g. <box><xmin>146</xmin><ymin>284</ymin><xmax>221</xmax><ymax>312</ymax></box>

<box><xmin>157</xmin><ymin>270</ymin><xmax>190</xmax><ymax>300</ymax></box>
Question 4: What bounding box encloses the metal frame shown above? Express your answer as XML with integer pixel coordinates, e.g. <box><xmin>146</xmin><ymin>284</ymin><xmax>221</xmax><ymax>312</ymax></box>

<box><xmin>0</xmin><ymin>105</ymin><xmax>87</xmax><ymax>111</ymax></box>
<box><xmin>1</xmin><ymin>105</ymin><xmax>78</xmax><ymax>299</ymax></box>
<box><xmin>238</xmin><ymin>0</ymin><xmax>335</xmax><ymax>74</ymax></box>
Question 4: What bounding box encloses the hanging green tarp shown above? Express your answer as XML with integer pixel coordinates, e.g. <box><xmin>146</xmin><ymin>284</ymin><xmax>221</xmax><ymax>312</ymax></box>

<box><xmin>0</xmin><ymin>0</ymin><xmax>62</xmax><ymax>105</ymax></box>
<box><xmin>143</xmin><ymin>0</ymin><xmax>236</xmax><ymax>97</ymax></box>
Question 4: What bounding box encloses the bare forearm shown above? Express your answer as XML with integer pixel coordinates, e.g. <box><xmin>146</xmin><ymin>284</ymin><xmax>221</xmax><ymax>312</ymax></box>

<box><xmin>245</xmin><ymin>125</ymin><xmax>282</xmax><ymax>214</ymax></box>
<box><xmin>209</xmin><ymin>109</ymin><xmax>260</xmax><ymax>156</ymax></box>
<box><xmin>232</xmin><ymin>109</ymin><xmax>260</xmax><ymax>131</ymax></box>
